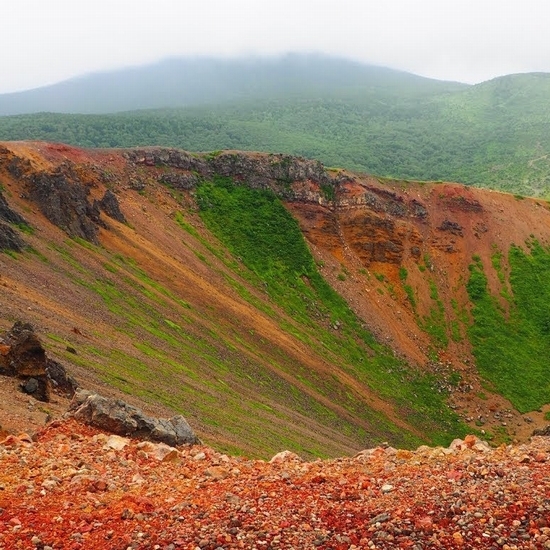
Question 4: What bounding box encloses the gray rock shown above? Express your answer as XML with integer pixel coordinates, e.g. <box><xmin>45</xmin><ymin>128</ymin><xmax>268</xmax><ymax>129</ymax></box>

<box><xmin>207</xmin><ymin>151</ymin><xmax>332</xmax><ymax>199</ymax></box>
<box><xmin>0</xmin><ymin>221</ymin><xmax>26</xmax><ymax>251</ymax></box>
<box><xmin>158</xmin><ymin>172</ymin><xmax>200</xmax><ymax>190</ymax></box>
<box><xmin>0</xmin><ymin>184</ymin><xmax>29</xmax><ymax>252</ymax></box>
<box><xmin>68</xmin><ymin>389</ymin><xmax>200</xmax><ymax>446</ymax></box>
<box><xmin>0</xmin><ymin>191</ymin><xmax>28</xmax><ymax>225</ymax></box>
<box><xmin>21</xmin><ymin>377</ymin><xmax>39</xmax><ymax>395</ymax></box>
<box><xmin>98</xmin><ymin>189</ymin><xmax>126</xmax><ymax>223</ymax></box>
<box><xmin>125</xmin><ymin>148</ymin><xmax>336</xmax><ymax>202</ymax></box>
<box><xmin>438</xmin><ymin>219</ymin><xmax>464</xmax><ymax>236</ymax></box>
<box><xmin>533</xmin><ymin>425</ymin><xmax>550</xmax><ymax>436</ymax></box>
<box><xmin>28</xmin><ymin>168</ymin><xmax>105</xmax><ymax>244</ymax></box>
<box><xmin>45</xmin><ymin>358</ymin><xmax>78</xmax><ymax>397</ymax></box>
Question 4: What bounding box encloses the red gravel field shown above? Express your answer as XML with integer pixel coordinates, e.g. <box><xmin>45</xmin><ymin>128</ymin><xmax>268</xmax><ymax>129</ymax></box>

<box><xmin>1</xmin><ymin>420</ymin><xmax>550</xmax><ymax>550</ymax></box>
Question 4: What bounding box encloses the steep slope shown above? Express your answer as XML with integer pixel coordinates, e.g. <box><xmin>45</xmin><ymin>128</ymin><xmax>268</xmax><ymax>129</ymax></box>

<box><xmin>2</xmin><ymin>142</ymin><xmax>550</xmax><ymax>457</ymax></box>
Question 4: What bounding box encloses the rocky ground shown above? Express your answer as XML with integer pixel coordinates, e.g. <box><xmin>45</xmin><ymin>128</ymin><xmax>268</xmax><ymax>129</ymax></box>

<box><xmin>0</xmin><ymin>375</ymin><xmax>70</xmax><ymax>439</ymax></box>
<box><xmin>1</xmin><ymin>420</ymin><xmax>550</xmax><ymax>550</ymax></box>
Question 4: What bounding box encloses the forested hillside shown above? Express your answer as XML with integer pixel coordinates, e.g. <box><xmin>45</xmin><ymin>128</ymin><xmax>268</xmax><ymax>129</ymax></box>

<box><xmin>1</xmin><ymin>56</ymin><xmax>550</xmax><ymax>196</ymax></box>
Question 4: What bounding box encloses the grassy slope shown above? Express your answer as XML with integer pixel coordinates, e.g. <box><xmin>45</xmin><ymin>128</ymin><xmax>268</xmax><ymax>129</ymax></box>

<box><xmin>467</xmin><ymin>240</ymin><xmax>550</xmax><ymax>412</ymax></box>
<box><xmin>5</xmin><ymin>141</ymin><xmax>550</xmax><ymax>454</ymax></box>
<box><xmin>0</xmin><ymin>167</ymin><xmax>468</xmax><ymax>458</ymax></box>
<box><xmin>194</xmin><ymin>177</ymin><xmax>468</xmax><ymax>447</ymax></box>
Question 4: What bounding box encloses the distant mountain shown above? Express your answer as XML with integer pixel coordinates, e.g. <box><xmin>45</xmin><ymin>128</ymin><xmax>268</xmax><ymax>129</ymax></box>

<box><xmin>0</xmin><ymin>54</ymin><xmax>466</xmax><ymax>115</ymax></box>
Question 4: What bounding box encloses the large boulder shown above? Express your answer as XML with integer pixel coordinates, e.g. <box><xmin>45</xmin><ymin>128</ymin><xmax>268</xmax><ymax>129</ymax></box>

<box><xmin>68</xmin><ymin>389</ymin><xmax>200</xmax><ymax>447</ymax></box>
<box><xmin>0</xmin><ymin>322</ymin><xmax>78</xmax><ymax>402</ymax></box>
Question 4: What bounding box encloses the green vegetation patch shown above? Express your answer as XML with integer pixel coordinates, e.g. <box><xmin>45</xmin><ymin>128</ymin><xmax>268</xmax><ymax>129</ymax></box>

<box><xmin>467</xmin><ymin>243</ymin><xmax>550</xmax><ymax>412</ymax></box>
<box><xmin>5</xmin><ymin>70</ymin><xmax>550</xmax><ymax>197</ymax></box>
<box><xmin>419</xmin><ymin>280</ymin><xmax>448</xmax><ymax>348</ymax></box>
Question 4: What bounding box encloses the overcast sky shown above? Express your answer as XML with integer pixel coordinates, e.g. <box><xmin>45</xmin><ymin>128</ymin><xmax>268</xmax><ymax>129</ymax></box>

<box><xmin>2</xmin><ymin>0</ymin><xmax>549</xmax><ymax>94</ymax></box>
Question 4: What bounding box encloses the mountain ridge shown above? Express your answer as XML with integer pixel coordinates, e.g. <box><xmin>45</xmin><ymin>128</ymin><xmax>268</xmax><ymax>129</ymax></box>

<box><xmin>0</xmin><ymin>54</ymin><xmax>467</xmax><ymax>115</ymax></box>
<box><xmin>1</xmin><ymin>55</ymin><xmax>549</xmax><ymax>197</ymax></box>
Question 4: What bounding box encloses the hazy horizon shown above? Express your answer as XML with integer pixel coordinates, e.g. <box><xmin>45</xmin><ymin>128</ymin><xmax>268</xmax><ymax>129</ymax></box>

<box><xmin>3</xmin><ymin>0</ymin><xmax>550</xmax><ymax>94</ymax></box>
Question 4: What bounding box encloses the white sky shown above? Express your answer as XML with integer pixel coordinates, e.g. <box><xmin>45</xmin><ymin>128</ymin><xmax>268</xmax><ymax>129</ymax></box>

<box><xmin>2</xmin><ymin>0</ymin><xmax>550</xmax><ymax>93</ymax></box>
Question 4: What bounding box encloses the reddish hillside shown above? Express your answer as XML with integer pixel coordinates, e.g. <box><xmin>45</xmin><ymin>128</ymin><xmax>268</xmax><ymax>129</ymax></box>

<box><xmin>1</xmin><ymin>141</ymin><xmax>550</xmax><ymax>455</ymax></box>
<box><xmin>289</xmin><ymin>175</ymin><xmax>550</xmax><ymax>440</ymax></box>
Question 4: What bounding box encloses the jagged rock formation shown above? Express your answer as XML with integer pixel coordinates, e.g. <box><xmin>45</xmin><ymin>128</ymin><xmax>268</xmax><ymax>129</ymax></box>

<box><xmin>98</xmin><ymin>188</ymin><xmax>126</xmax><ymax>223</ymax></box>
<box><xmin>125</xmin><ymin>148</ymin><xmax>334</xmax><ymax>200</ymax></box>
<box><xmin>0</xmin><ymin>191</ymin><xmax>27</xmax><ymax>225</ymax></box>
<box><xmin>0</xmin><ymin>222</ymin><xmax>26</xmax><ymax>251</ymax></box>
<box><xmin>0</xmin><ymin>322</ymin><xmax>77</xmax><ymax>402</ymax></box>
<box><xmin>28</xmin><ymin>169</ymin><xmax>105</xmax><ymax>243</ymax></box>
<box><xmin>0</xmin><ymin>190</ymin><xmax>28</xmax><ymax>251</ymax></box>
<box><xmin>1</xmin><ymin>145</ymin><xmax>127</xmax><ymax>244</ymax></box>
<box><xmin>67</xmin><ymin>389</ymin><xmax>200</xmax><ymax>447</ymax></box>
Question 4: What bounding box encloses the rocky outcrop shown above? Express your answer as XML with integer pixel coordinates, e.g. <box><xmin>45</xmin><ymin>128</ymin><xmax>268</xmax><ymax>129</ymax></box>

<box><xmin>0</xmin><ymin>191</ymin><xmax>27</xmax><ymax>225</ymax></box>
<box><xmin>45</xmin><ymin>357</ymin><xmax>79</xmax><ymax>397</ymax></box>
<box><xmin>29</xmin><ymin>168</ymin><xmax>104</xmax><ymax>243</ymax></box>
<box><xmin>0</xmin><ymin>190</ymin><xmax>29</xmax><ymax>251</ymax></box>
<box><xmin>125</xmin><ymin>148</ymin><xmax>334</xmax><ymax>201</ymax></box>
<box><xmin>68</xmin><ymin>389</ymin><xmax>200</xmax><ymax>447</ymax></box>
<box><xmin>336</xmin><ymin>184</ymin><xmax>428</xmax><ymax>220</ymax></box>
<box><xmin>98</xmin><ymin>189</ymin><xmax>126</xmax><ymax>223</ymax></box>
<box><xmin>158</xmin><ymin>172</ymin><xmax>200</xmax><ymax>190</ymax></box>
<box><xmin>0</xmin><ymin>222</ymin><xmax>26</xmax><ymax>251</ymax></box>
<box><xmin>0</xmin><ymin>145</ymin><xmax>32</xmax><ymax>179</ymax></box>
<box><xmin>0</xmin><ymin>322</ymin><xmax>77</xmax><ymax>402</ymax></box>
<box><xmin>438</xmin><ymin>219</ymin><xmax>464</xmax><ymax>236</ymax></box>
<box><xmin>124</xmin><ymin>148</ymin><xmax>209</xmax><ymax>174</ymax></box>
<box><xmin>207</xmin><ymin>152</ymin><xmax>332</xmax><ymax>199</ymax></box>
<box><xmin>443</xmin><ymin>192</ymin><xmax>483</xmax><ymax>213</ymax></box>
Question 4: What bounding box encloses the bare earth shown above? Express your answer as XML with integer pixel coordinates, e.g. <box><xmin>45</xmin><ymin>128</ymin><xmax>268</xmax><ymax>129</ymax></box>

<box><xmin>0</xmin><ymin>375</ymin><xmax>70</xmax><ymax>439</ymax></box>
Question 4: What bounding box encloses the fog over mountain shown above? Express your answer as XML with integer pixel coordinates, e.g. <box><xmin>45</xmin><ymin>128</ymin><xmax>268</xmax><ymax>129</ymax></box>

<box><xmin>0</xmin><ymin>54</ymin><xmax>466</xmax><ymax>116</ymax></box>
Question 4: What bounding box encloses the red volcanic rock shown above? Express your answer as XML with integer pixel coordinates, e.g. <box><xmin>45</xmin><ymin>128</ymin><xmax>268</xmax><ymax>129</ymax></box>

<box><xmin>0</xmin><ymin>322</ymin><xmax>77</xmax><ymax>402</ymax></box>
<box><xmin>0</xmin><ymin>422</ymin><xmax>549</xmax><ymax>549</ymax></box>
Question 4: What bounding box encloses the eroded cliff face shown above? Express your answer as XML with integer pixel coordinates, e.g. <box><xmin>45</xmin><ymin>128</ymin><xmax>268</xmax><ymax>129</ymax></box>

<box><xmin>286</xmin><ymin>177</ymin><xmax>496</xmax><ymax>365</ymax></box>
